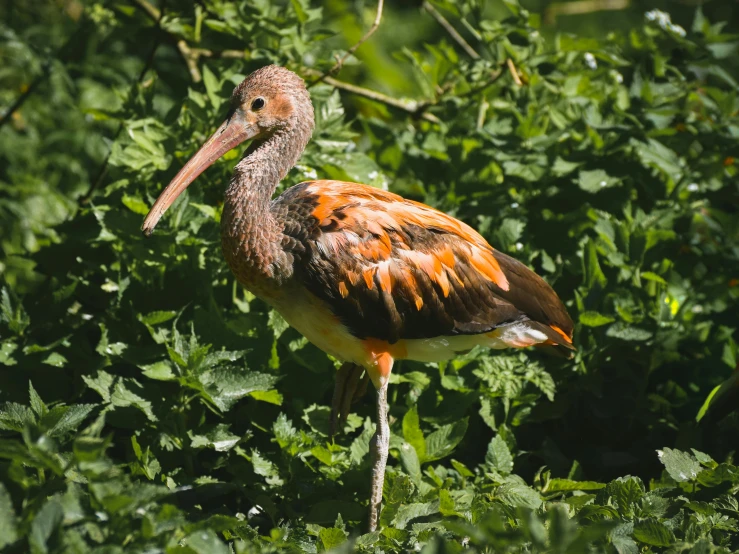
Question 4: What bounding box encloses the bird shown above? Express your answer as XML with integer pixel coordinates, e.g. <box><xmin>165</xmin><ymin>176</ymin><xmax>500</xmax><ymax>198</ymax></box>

<box><xmin>142</xmin><ymin>65</ymin><xmax>575</xmax><ymax>531</ymax></box>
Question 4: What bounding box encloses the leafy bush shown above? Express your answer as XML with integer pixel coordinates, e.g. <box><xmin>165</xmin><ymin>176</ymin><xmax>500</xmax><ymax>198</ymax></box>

<box><xmin>1</xmin><ymin>0</ymin><xmax>738</xmax><ymax>552</ymax></box>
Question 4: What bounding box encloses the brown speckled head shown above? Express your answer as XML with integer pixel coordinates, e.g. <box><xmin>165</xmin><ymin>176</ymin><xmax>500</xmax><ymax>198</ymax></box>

<box><xmin>142</xmin><ymin>65</ymin><xmax>314</xmax><ymax>236</ymax></box>
<box><xmin>230</xmin><ymin>65</ymin><xmax>314</xmax><ymax>138</ymax></box>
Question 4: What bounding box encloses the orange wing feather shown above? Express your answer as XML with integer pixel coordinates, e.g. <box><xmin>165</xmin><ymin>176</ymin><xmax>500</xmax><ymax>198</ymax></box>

<box><xmin>277</xmin><ymin>180</ymin><xmax>574</xmax><ymax>349</ymax></box>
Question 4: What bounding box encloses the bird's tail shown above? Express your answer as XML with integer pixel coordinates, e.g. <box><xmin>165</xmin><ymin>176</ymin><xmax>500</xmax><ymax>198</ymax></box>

<box><xmin>529</xmin><ymin>321</ymin><xmax>577</xmax><ymax>358</ymax></box>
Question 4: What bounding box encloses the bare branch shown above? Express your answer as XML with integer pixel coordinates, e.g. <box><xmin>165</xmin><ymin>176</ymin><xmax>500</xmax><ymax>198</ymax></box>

<box><xmin>80</xmin><ymin>2</ymin><xmax>163</xmax><ymax>204</ymax></box>
<box><xmin>310</xmin><ymin>0</ymin><xmax>384</xmax><ymax>85</ymax></box>
<box><xmin>132</xmin><ymin>0</ymin><xmax>160</xmax><ymax>20</ymax></box>
<box><xmin>422</xmin><ymin>1</ymin><xmax>480</xmax><ymax>60</ymax></box>
<box><xmin>506</xmin><ymin>58</ymin><xmax>523</xmax><ymax>87</ymax></box>
<box><xmin>545</xmin><ymin>0</ymin><xmax>630</xmax><ymax>25</ymax></box>
<box><xmin>303</xmin><ymin>69</ymin><xmax>439</xmax><ymax>123</ymax></box>
<box><xmin>177</xmin><ymin>40</ymin><xmax>202</xmax><ymax>82</ymax></box>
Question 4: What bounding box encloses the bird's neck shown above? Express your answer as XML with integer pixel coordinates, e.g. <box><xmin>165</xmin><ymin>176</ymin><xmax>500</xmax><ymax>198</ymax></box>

<box><xmin>221</xmin><ymin>122</ymin><xmax>310</xmax><ymax>288</ymax></box>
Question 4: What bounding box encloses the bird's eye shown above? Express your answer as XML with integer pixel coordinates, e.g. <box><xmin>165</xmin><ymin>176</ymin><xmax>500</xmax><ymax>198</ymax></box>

<box><xmin>251</xmin><ymin>97</ymin><xmax>265</xmax><ymax>111</ymax></box>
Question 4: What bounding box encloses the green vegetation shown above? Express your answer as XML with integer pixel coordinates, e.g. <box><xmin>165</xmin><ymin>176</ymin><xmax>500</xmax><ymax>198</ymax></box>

<box><xmin>1</xmin><ymin>0</ymin><xmax>738</xmax><ymax>552</ymax></box>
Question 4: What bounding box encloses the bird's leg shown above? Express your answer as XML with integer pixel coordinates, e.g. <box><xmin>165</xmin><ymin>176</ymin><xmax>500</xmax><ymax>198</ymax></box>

<box><xmin>329</xmin><ymin>363</ymin><xmax>366</xmax><ymax>437</ymax></box>
<box><xmin>368</xmin><ymin>379</ymin><xmax>389</xmax><ymax>532</ymax></box>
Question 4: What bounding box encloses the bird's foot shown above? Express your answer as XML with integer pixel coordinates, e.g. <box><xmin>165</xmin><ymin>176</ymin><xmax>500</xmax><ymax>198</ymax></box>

<box><xmin>329</xmin><ymin>362</ymin><xmax>369</xmax><ymax>438</ymax></box>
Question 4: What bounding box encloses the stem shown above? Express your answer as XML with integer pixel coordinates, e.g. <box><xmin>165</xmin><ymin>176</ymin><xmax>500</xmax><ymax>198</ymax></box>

<box><xmin>310</xmin><ymin>0</ymin><xmax>385</xmax><ymax>85</ymax></box>
<box><xmin>79</xmin><ymin>3</ymin><xmax>164</xmax><ymax>205</ymax></box>
<box><xmin>422</xmin><ymin>1</ymin><xmax>480</xmax><ymax>59</ymax></box>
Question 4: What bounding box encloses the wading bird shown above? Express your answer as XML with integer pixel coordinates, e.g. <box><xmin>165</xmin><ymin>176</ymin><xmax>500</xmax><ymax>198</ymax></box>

<box><xmin>142</xmin><ymin>65</ymin><xmax>575</xmax><ymax>531</ymax></box>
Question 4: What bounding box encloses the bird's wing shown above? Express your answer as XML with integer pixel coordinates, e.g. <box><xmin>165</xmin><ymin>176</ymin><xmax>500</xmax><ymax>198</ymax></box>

<box><xmin>277</xmin><ymin>180</ymin><xmax>574</xmax><ymax>348</ymax></box>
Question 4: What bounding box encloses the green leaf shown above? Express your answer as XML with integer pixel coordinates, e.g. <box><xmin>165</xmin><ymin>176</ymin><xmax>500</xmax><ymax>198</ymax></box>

<box><xmin>579</xmin><ymin>311</ymin><xmax>615</xmax><ymax>327</ymax></box>
<box><xmin>0</xmin><ymin>287</ymin><xmax>30</xmax><ymax>335</ymax></box>
<box><xmin>181</xmin><ymin>529</ymin><xmax>231</xmax><ymax>554</ymax></box>
<box><xmin>110</xmin><ymin>379</ymin><xmax>158</xmax><ymax>421</ymax></box>
<box><xmin>577</xmin><ymin>169</ymin><xmax>620</xmax><ymax>193</ymax></box>
<box><xmin>402</xmin><ymin>406</ymin><xmax>426</xmax><ymax>461</ymax></box>
<box><xmin>45</xmin><ymin>404</ymin><xmax>97</xmax><ymax>437</ymax></box>
<box><xmin>640</xmin><ymin>271</ymin><xmax>666</xmax><ymax>285</ymax></box>
<box><xmin>392</xmin><ymin>501</ymin><xmax>439</xmax><ymax>529</ymax></box>
<box><xmin>583</xmin><ymin>239</ymin><xmax>607</xmax><ymax>290</ymax></box>
<box><xmin>29</xmin><ymin>499</ymin><xmax>64</xmax><ymax>554</ymax></box>
<box><xmin>633</xmin><ymin>518</ymin><xmax>675</xmax><ymax>547</ymax></box>
<box><xmin>545</xmin><ymin>478</ymin><xmax>606</xmax><ymax>492</ymax></box>
<box><xmin>0</xmin><ymin>483</ymin><xmax>18</xmax><ymax>549</ymax></box>
<box><xmin>657</xmin><ymin>448</ymin><xmax>703</xmax><ymax>482</ymax></box>
<box><xmin>320</xmin><ymin>527</ymin><xmax>348</xmax><ymax>550</ymax></box>
<box><xmin>0</xmin><ymin>402</ymin><xmax>35</xmax><ymax>432</ymax></box>
<box><xmin>486</xmin><ymin>435</ymin><xmax>514</xmax><ymax>475</ymax></box>
<box><xmin>28</xmin><ymin>382</ymin><xmax>47</xmax><ymax>417</ymax></box>
<box><xmin>190</xmin><ymin>424</ymin><xmax>240</xmax><ymax>452</ymax></box>
<box><xmin>399</xmin><ymin>440</ymin><xmax>422</xmax><ymax>486</ymax></box>
<box><xmin>251</xmin><ymin>449</ymin><xmax>283</xmax><ymax>486</ymax></box>
<box><xmin>496</xmin><ymin>483</ymin><xmax>542</xmax><ymax>509</ymax></box>
<box><xmin>606</xmin><ymin>323</ymin><xmax>652</xmax><ymax>341</ymax></box>
<box><xmin>424</xmin><ymin>418</ymin><xmax>468</xmax><ymax>462</ymax></box>
<box><xmin>122</xmin><ymin>194</ymin><xmax>149</xmax><ymax>215</ymax></box>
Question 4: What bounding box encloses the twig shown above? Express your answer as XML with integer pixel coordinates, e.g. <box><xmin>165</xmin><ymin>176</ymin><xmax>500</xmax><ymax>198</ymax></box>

<box><xmin>422</xmin><ymin>1</ymin><xmax>480</xmax><ymax>60</ymax></box>
<box><xmin>476</xmin><ymin>99</ymin><xmax>488</xmax><ymax>130</ymax></box>
<box><xmin>545</xmin><ymin>0</ymin><xmax>630</xmax><ymax>25</ymax></box>
<box><xmin>177</xmin><ymin>40</ymin><xmax>202</xmax><ymax>82</ymax></box>
<box><xmin>0</xmin><ymin>16</ymin><xmax>90</xmax><ymax>131</ymax></box>
<box><xmin>304</xmin><ymin>69</ymin><xmax>440</xmax><ymax>123</ymax></box>
<box><xmin>310</xmin><ymin>0</ymin><xmax>384</xmax><ymax>85</ymax></box>
<box><xmin>133</xmin><ymin>0</ymin><xmax>160</xmax><ymax>19</ymax></box>
<box><xmin>79</xmin><ymin>3</ymin><xmax>164</xmax><ymax>205</ymax></box>
<box><xmin>0</xmin><ymin>67</ymin><xmax>48</xmax><ymax>130</ymax></box>
<box><xmin>132</xmin><ymin>0</ymin><xmax>206</xmax><ymax>82</ymax></box>
<box><xmin>506</xmin><ymin>58</ymin><xmax>523</xmax><ymax>87</ymax></box>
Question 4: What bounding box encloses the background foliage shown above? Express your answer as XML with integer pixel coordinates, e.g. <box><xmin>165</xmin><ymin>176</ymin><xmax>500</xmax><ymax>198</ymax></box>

<box><xmin>1</xmin><ymin>0</ymin><xmax>739</xmax><ymax>552</ymax></box>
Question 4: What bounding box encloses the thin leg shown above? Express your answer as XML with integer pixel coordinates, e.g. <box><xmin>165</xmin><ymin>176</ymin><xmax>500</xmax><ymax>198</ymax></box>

<box><xmin>368</xmin><ymin>380</ymin><xmax>389</xmax><ymax>532</ymax></box>
<box><xmin>329</xmin><ymin>363</ymin><xmax>365</xmax><ymax>438</ymax></box>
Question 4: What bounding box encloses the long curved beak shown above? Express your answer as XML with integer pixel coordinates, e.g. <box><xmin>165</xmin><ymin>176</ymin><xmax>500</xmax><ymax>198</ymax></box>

<box><xmin>142</xmin><ymin>113</ymin><xmax>257</xmax><ymax>236</ymax></box>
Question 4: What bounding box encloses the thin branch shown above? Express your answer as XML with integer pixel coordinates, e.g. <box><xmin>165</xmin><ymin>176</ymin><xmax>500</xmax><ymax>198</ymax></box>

<box><xmin>177</xmin><ymin>40</ymin><xmax>202</xmax><ymax>82</ymax></box>
<box><xmin>506</xmin><ymin>58</ymin><xmax>523</xmax><ymax>87</ymax></box>
<box><xmin>0</xmin><ymin>16</ymin><xmax>90</xmax><ymax>131</ymax></box>
<box><xmin>79</xmin><ymin>3</ymin><xmax>164</xmax><ymax>205</ymax></box>
<box><xmin>0</xmin><ymin>67</ymin><xmax>48</xmax><ymax>130</ymax></box>
<box><xmin>422</xmin><ymin>1</ymin><xmax>480</xmax><ymax>60</ymax></box>
<box><xmin>310</xmin><ymin>0</ymin><xmax>384</xmax><ymax>85</ymax></box>
<box><xmin>132</xmin><ymin>0</ymin><xmax>205</xmax><ymax>82</ymax></box>
<box><xmin>132</xmin><ymin>0</ymin><xmax>160</xmax><ymax>20</ymax></box>
<box><xmin>545</xmin><ymin>0</ymin><xmax>630</xmax><ymax>24</ymax></box>
<box><xmin>303</xmin><ymin>69</ymin><xmax>439</xmax><ymax>122</ymax></box>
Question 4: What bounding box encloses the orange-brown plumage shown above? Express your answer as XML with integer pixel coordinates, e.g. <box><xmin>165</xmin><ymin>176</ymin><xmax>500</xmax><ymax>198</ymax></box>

<box><xmin>142</xmin><ymin>65</ymin><xmax>575</xmax><ymax>532</ymax></box>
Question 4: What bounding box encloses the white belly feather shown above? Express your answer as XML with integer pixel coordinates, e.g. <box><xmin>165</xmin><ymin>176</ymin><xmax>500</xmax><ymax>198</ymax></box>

<box><xmin>270</xmin><ymin>289</ymin><xmax>549</xmax><ymax>367</ymax></box>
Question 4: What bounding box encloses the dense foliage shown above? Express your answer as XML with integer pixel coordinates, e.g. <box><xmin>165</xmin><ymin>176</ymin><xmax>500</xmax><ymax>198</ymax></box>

<box><xmin>1</xmin><ymin>0</ymin><xmax>738</xmax><ymax>552</ymax></box>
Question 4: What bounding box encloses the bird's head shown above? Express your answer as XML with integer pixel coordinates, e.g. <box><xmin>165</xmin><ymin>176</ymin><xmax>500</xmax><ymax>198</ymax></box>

<box><xmin>142</xmin><ymin>65</ymin><xmax>313</xmax><ymax>236</ymax></box>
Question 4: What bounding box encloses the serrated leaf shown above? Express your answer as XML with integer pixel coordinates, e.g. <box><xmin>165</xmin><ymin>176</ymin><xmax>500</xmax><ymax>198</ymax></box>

<box><xmin>579</xmin><ymin>311</ymin><xmax>615</xmax><ymax>327</ymax></box>
<box><xmin>402</xmin><ymin>406</ymin><xmax>426</xmax><ymax>462</ymax></box>
<box><xmin>45</xmin><ymin>404</ymin><xmax>96</xmax><ymax>437</ymax></box>
<box><xmin>606</xmin><ymin>323</ymin><xmax>652</xmax><ymax>341</ymax></box>
<box><xmin>181</xmin><ymin>529</ymin><xmax>231</xmax><ymax>554</ymax></box>
<box><xmin>545</xmin><ymin>478</ymin><xmax>606</xmax><ymax>492</ymax></box>
<box><xmin>190</xmin><ymin>424</ymin><xmax>240</xmax><ymax>452</ymax></box>
<box><xmin>486</xmin><ymin>435</ymin><xmax>514</xmax><ymax>475</ymax></box>
<box><xmin>392</xmin><ymin>500</ymin><xmax>439</xmax><ymax>529</ymax></box>
<box><xmin>657</xmin><ymin>447</ymin><xmax>703</xmax><ymax>482</ymax></box>
<box><xmin>0</xmin><ymin>483</ymin><xmax>18</xmax><ymax>548</ymax></box>
<box><xmin>578</xmin><ymin>169</ymin><xmax>619</xmax><ymax>193</ymax></box>
<box><xmin>633</xmin><ymin>518</ymin><xmax>675</xmax><ymax>547</ymax></box>
<box><xmin>424</xmin><ymin>418</ymin><xmax>468</xmax><ymax>462</ymax></box>
<box><xmin>29</xmin><ymin>499</ymin><xmax>64</xmax><ymax>554</ymax></box>
<box><xmin>496</xmin><ymin>483</ymin><xmax>542</xmax><ymax>509</ymax></box>
<box><xmin>320</xmin><ymin>527</ymin><xmax>348</xmax><ymax>550</ymax></box>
